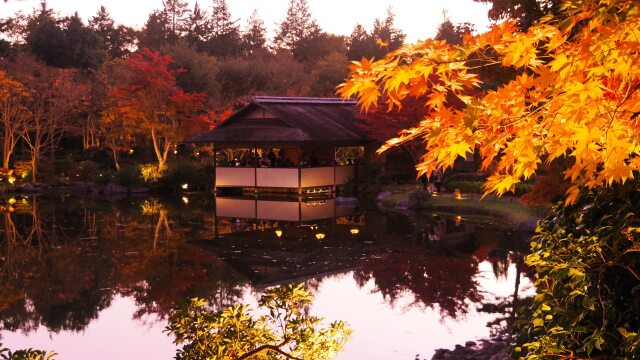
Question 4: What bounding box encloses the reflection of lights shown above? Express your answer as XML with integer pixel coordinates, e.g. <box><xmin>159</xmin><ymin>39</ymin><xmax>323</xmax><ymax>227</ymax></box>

<box><xmin>8</xmin><ymin>198</ymin><xmax>17</xmax><ymax>205</ymax></box>
<box><xmin>182</xmin><ymin>197</ymin><xmax>189</xmax><ymax>204</ymax></box>
<box><xmin>181</xmin><ymin>183</ymin><xmax>189</xmax><ymax>190</ymax></box>
<box><xmin>8</xmin><ymin>176</ymin><xmax>16</xmax><ymax>184</ymax></box>
<box><xmin>455</xmin><ymin>215</ymin><xmax>462</xmax><ymax>226</ymax></box>
<box><xmin>315</xmin><ymin>233</ymin><xmax>325</xmax><ymax>240</ymax></box>
<box><xmin>454</xmin><ymin>189</ymin><xmax>462</xmax><ymax>200</ymax></box>
<box><xmin>350</xmin><ymin>228</ymin><xmax>360</xmax><ymax>235</ymax></box>
<box><xmin>21</xmin><ymin>172</ymin><xmax>28</xmax><ymax>179</ymax></box>
<box><xmin>305</xmin><ymin>200</ymin><xmax>326</xmax><ymax>207</ymax></box>
<box><xmin>275</xmin><ymin>229</ymin><xmax>283</xmax><ymax>238</ymax></box>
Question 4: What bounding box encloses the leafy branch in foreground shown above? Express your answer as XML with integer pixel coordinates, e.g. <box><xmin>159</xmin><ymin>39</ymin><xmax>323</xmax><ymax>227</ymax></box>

<box><xmin>166</xmin><ymin>284</ymin><xmax>351</xmax><ymax>360</ymax></box>
<box><xmin>339</xmin><ymin>0</ymin><xmax>640</xmax><ymax>205</ymax></box>
<box><xmin>0</xmin><ymin>344</ymin><xmax>57</xmax><ymax>360</ymax></box>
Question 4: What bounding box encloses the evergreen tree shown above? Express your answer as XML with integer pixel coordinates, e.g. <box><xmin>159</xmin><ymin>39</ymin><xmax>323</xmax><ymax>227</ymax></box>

<box><xmin>139</xmin><ymin>10</ymin><xmax>171</xmax><ymax>50</ymax></box>
<box><xmin>162</xmin><ymin>0</ymin><xmax>189</xmax><ymax>41</ymax></box>
<box><xmin>474</xmin><ymin>0</ymin><xmax>561</xmax><ymax>30</ymax></box>
<box><xmin>435</xmin><ymin>19</ymin><xmax>474</xmax><ymax>45</ymax></box>
<box><xmin>205</xmin><ymin>0</ymin><xmax>241</xmax><ymax>58</ymax></box>
<box><xmin>371</xmin><ymin>7</ymin><xmax>406</xmax><ymax>58</ymax></box>
<box><xmin>89</xmin><ymin>6</ymin><xmax>134</xmax><ymax>59</ymax></box>
<box><xmin>346</xmin><ymin>23</ymin><xmax>376</xmax><ymax>60</ymax></box>
<box><xmin>64</xmin><ymin>12</ymin><xmax>103</xmax><ymax>68</ymax></box>
<box><xmin>273</xmin><ymin>0</ymin><xmax>321</xmax><ymax>60</ymax></box>
<box><xmin>241</xmin><ymin>9</ymin><xmax>266</xmax><ymax>56</ymax></box>
<box><xmin>184</xmin><ymin>1</ymin><xmax>210</xmax><ymax>50</ymax></box>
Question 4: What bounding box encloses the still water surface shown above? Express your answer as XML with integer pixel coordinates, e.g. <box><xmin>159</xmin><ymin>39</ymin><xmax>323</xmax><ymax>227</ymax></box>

<box><xmin>0</xmin><ymin>194</ymin><xmax>533</xmax><ymax>359</ymax></box>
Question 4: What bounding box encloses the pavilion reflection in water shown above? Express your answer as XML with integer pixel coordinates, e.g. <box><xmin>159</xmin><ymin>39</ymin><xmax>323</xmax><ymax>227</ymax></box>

<box><xmin>209</xmin><ymin>195</ymin><xmax>476</xmax><ymax>287</ymax></box>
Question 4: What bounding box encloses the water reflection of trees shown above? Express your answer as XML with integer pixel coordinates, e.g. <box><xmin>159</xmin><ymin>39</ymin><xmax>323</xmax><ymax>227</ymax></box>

<box><xmin>353</xmin><ymin>240</ymin><xmax>482</xmax><ymax>318</ymax></box>
<box><xmin>353</xmin><ymin>212</ymin><xmax>523</xmax><ymax>320</ymax></box>
<box><xmin>0</xmin><ymin>195</ymin><xmax>248</xmax><ymax>335</ymax></box>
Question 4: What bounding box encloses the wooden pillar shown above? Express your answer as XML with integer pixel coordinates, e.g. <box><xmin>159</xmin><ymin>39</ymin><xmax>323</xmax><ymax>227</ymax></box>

<box><xmin>254</xmin><ymin>146</ymin><xmax>258</xmax><ymax>197</ymax></box>
<box><xmin>212</xmin><ymin>144</ymin><xmax>217</xmax><ymax>193</ymax></box>
<box><xmin>298</xmin><ymin>143</ymin><xmax>302</xmax><ymax>222</ymax></box>
<box><xmin>332</xmin><ymin>145</ymin><xmax>336</xmax><ymax>196</ymax></box>
<box><xmin>297</xmin><ymin>144</ymin><xmax>302</xmax><ymax>197</ymax></box>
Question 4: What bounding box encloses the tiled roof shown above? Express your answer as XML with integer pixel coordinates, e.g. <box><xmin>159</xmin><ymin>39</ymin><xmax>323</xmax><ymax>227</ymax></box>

<box><xmin>189</xmin><ymin>96</ymin><xmax>368</xmax><ymax>145</ymax></box>
<box><xmin>253</xmin><ymin>96</ymin><xmax>357</xmax><ymax>105</ymax></box>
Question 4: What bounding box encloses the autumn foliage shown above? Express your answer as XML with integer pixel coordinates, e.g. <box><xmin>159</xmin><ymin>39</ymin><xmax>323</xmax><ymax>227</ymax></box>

<box><xmin>109</xmin><ymin>48</ymin><xmax>206</xmax><ymax>170</ymax></box>
<box><xmin>340</xmin><ymin>0</ymin><xmax>640</xmax><ymax>205</ymax></box>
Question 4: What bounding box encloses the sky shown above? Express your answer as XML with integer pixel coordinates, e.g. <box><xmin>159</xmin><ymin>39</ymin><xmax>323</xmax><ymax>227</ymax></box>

<box><xmin>0</xmin><ymin>0</ymin><xmax>494</xmax><ymax>43</ymax></box>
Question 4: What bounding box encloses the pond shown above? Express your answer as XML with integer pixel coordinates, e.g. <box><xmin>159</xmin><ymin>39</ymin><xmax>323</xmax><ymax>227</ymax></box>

<box><xmin>0</xmin><ymin>194</ymin><xmax>534</xmax><ymax>359</ymax></box>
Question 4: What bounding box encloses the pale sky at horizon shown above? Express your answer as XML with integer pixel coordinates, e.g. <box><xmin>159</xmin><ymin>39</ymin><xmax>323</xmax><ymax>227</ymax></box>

<box><xmin>0</xmin><ymin>0</ymin><xmax>494</xmax><ymax>43</ymax></box>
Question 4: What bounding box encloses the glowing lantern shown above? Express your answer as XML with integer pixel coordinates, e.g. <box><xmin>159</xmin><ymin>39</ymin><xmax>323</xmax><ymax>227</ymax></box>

<box><xmin>454</xmin><ymin>189</ymin><xmax>462</xmax><ymax>200</ymax></box>
<box><xmin>181</xmin><ymin>183</ymin><xmax>189</xmax><ymax>190</ymax></box>
<box><xmin>275</xmin><ymin>229</ymin><xmax>283</xmax><ymax>238</ymax></box>
<box><xmin>8</xmin><ymin>198</ymin><xmax>17</xmax><ymax>205</ymax></box>
<box><xmin>455</xmin><ymin>215</ymin><xmax>462</xmax><ymax>226</ymax></box>
<box><xmin>315</xmin><ymin>233</ymin><xmax>325</xmax><ymax>240</ymax></box>
<box><xmin>350</xmin><ymin>228</ymin><xmax>360</xmax><ymax>235</ymax></box>
<box><xmin>182</xmin><ymin>197</ymin><xmax>189</xmax><ymax>204</ymax></box>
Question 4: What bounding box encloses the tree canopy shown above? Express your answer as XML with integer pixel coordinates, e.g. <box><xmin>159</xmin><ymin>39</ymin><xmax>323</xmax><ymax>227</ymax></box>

<box><xmin>340</xmin><ymin>0</ymin><xmax>640</xmax><ymax>205</ymax></box>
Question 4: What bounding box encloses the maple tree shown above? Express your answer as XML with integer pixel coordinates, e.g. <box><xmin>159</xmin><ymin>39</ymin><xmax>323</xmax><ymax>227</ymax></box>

<box><xmin>110</xmin><ymin>48</ymin><xmax>205</xmax><ymax>171</ymax></box>
<box><xmin>356</xmin><ymin>97</ymin><xmax>427</xmax><ymax>165</ymax></box>
<box><xmin>0</xmin><ymin>71</ymin><xmax>30</xmax><ymax>169</ymax></box>
<box><xmin>340</xmin><ymin>0</ymin><xmax>640</xmax><ymax>206</ymax></box>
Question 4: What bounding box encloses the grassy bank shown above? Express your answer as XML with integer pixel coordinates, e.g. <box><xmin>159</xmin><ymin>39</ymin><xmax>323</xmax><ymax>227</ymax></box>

<box><xmin>381</xmin><ymin>191</ymin><xmax>547</xmax><ymax>226</ymax></box>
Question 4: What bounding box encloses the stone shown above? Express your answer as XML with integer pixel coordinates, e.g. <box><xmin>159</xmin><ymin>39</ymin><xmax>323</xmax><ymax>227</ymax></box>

<box><xmin>104</xmin><ymin>182</ymin><xmax>128</xmax><ymax>194</ymax></box>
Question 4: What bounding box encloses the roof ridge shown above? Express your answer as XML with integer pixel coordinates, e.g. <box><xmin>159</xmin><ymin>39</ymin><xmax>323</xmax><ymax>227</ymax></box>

<box><xmin>253</xmin><ymin>96</ymin><xmax>356</xmax><ymax>104</ymax></box>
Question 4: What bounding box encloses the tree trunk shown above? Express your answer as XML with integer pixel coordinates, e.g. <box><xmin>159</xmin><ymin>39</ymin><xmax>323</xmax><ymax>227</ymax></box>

<box><xmin>150</xmin><ymin>127</ymin><xmax>166</xmax><ymax>170</ymax></box>
<box><xmin>111</xmin><ymin>146</ymin><xmax>121</xmax><ymax>171</ymax></box>
<box><xmin>30</xmin><ymin>156</ymin><xmax>38</xmax><ymax>183</ymax></box>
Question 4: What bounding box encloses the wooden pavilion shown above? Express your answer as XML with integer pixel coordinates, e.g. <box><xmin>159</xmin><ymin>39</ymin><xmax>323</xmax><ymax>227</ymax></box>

<box><xmin>190</xmin><ymin>96</ymin><xmax>370</xmax><ymax>196</ymax></box>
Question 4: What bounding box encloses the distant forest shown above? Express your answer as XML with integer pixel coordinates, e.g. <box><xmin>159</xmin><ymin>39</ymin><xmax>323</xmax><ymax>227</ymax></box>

<box><xmin>0</xmin><ymin>0</ymin><xmax>414</xmax><ymax>108</ymax></box>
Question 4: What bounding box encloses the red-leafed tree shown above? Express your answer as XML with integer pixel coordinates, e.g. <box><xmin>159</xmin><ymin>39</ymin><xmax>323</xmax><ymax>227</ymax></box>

<box><xmin>356</xmin><ymin>97</ymin><xmax>427</xmax><ymax>165</ymax></box>
<box><xmin>111</xmin><ymin>48</ymin><xmax>206</xmax><ymax>170</ymax></box>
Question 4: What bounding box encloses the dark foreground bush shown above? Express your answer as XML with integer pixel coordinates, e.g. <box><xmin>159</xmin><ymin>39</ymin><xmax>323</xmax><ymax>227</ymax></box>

<box><xmin>515</xmin><ymin>181</ymin><xmax>640</xmax><ymax>358</ymax></box>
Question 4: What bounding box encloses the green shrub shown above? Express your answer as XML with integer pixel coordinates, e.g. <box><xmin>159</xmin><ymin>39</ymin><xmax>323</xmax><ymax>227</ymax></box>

<box><xmin>157</xmin><ymin>161</ymin><xmax>214</xmax><ymax>192</ymax></box>
<box><xmin>166</xmin><ymin>284</ymin><xmax>351</xmax><ymax>360</ymax></box>
<box><xmin>113</xmin><ymin>166</ymin><xmax>142</xmax><ymax>187</ymax></box>
<box><xmin>75</xmin><ymin>161</ymin><xmax>101</xmax><ymax>181</ymax></box>
<box><xmin>515</xmin><ymin>181</ymin><xmax>640</xmax><ymax>358</ymax></box>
